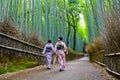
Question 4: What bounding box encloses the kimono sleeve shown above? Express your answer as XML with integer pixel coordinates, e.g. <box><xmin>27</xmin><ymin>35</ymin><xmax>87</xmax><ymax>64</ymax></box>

<box><xmin>42</xmin><ymin>44</ymin><xmax>47</xmax><ymax>54</ymax></box>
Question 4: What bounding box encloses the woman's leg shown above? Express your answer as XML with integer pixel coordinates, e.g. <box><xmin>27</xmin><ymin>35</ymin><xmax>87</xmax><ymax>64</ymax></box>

<box><xmin>46</xmin><ymin>53</ymin><xmax>52</xmax><ymax>69</ymax></box>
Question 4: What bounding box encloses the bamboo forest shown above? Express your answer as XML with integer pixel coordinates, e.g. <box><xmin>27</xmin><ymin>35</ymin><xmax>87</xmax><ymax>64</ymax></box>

<box><xmin>0</xmin><ymin>0</ymin><xmax>88</xmax><ymax>52</ymax></box>
<box><xmin>0</xmin><ymin>0</ymin><xmax>120</xmax><ymax>79</ymax></box>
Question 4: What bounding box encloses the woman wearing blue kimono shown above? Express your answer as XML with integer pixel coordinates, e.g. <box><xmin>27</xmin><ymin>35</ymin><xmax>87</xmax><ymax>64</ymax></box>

<box><xmin>42</xmin><ymin>40</ymin><xmax>54</xmax><ymax>70</ymax></box>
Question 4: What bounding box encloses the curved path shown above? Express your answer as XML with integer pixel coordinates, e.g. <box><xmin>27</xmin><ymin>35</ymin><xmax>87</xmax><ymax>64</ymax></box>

<box><xmin>0</xmin><ymin>57</ymin><xmax>104</xmax><ymax>80</ymax></box>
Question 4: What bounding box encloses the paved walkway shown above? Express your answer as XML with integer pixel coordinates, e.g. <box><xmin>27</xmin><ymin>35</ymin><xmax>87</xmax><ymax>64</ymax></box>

<box><xmin>0</xmin><ymin>57</ymin><xmax>104</xmax><ymax>80</ymax></box>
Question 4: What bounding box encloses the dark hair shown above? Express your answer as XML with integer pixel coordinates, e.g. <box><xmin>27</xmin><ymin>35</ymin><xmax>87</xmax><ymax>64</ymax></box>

<box><xmin>58</xmin><ymin>36</ymin><xmax>63</xmax><ymax>40</ymax></box>
<box><xmin>48</xmin><ymin>40</ymin><xmax>51</xmax><ymax>43</ymax></box>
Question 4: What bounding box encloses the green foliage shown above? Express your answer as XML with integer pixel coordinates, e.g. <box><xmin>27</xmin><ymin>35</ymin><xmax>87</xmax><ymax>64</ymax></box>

<box><xmin>8</xmin><ymin>64</ymin><xmax>18</xmax><ymax>72</ymax></box>
<box><xmin>0</xmin><ymin>68</ymin><xmax>7</xmax><ymax>74</ymax></box>
<box><xmin>68</xmin><ymin>0</ymin><xmax>79</xmax><ymax>4</ymax></box>
<box><xmin>0</xmin><ymin>53</ymin><xmax>41</xmax><ymax>75</ymax></box>
<box><xmin>0</xmin><ymin>0</ymin><xmax>88</xmax><ymax>52</ymax></box>
<box><xmin>78</xmin><ymin>22</ymin><xmax>88</xmax><ymax>42</ymax></box>
<box><xmin>0</xmin><ymin>60</ymin><xmax>39</xmax><ymax>74</ymax></box>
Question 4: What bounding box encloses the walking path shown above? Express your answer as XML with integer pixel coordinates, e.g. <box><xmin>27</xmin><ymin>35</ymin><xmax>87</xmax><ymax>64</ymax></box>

<box><xmin>0</xmin><ymin>57</ymin><xmax>105</xmax><ymax>80</ymax></box>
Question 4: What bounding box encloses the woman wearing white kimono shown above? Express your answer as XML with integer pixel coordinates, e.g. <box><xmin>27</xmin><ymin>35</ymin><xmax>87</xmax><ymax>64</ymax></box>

<box><xmin>42</xmin><ymin>40</ymin><xmax>54</xmax><ymax>70</ymax></box>
<box><xmin>55</xmin><ymin>37</ymin><xmax>67</xmax><ymax>71</ymax></box>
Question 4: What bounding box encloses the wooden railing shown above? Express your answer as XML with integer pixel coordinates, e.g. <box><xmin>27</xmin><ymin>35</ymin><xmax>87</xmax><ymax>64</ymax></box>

<box><xmin>95</xmin><ymin>50</ymin><xmax>120</xmax><ymax>78</ymax></box>
<box><xmin>0</xmin><ymin>32</ymin><xmax>45</xmax><ymax>64</ymax></box>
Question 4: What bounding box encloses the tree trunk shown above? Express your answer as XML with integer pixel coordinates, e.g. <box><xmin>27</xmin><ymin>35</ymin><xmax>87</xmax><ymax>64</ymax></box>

<box><xmin>63</xmin><ymin>0</ymin><xmax>70</xmax><ymax>46</ymax></box>
<box><xmin>73</xmin><ymin>28</ymin><xmax>76</xmax><ymax>50</ymax></box>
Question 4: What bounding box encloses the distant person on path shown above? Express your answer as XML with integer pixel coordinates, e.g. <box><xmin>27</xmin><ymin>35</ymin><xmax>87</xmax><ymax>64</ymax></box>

<box><xmin>83</xmin><ymin>42</ymin><xmax>88</xmax><ymax>57</ymax></box>
<box><xmin>42</xmin><ymin>40</ymin><xmax>54</xmax><ymax>70</ymax></box>
<box><xmin>55</xmin><ymin>37</ymin><xmax>67</xmax><ymax>71</ymax></box>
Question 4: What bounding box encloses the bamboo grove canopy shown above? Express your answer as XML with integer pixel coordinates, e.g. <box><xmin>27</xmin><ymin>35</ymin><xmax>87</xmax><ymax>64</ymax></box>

<box><xmin>0</xmin><ymin>0</ymin><xmax>119</xmax><ymax>52</ymax></box>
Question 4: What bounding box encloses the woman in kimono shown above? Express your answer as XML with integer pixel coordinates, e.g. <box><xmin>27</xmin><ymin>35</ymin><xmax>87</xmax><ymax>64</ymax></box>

<box><xmin>42</xmin><ymin>40</ymin><xmax>54</xmax><ymax>70</ymax></box>
<box><xmin>55</xmin><ymin>37</ymin><xmax>67</xmax><ymax>71</ymax></box>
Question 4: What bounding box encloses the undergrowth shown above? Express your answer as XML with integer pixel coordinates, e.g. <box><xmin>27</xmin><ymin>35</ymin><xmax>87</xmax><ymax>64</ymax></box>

<box><xmin>66</xmin><ymin>48</ymin><xmax>84</xmax><ymax>61</ymax></box>
<box><xmin>0</xmin><ymin>56</ymin><xmax>40</xmax><ymax>75</ymax></box>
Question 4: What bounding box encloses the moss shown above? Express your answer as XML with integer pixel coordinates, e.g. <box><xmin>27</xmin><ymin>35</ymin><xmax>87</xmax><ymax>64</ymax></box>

<box><xmin>0</xmin><ymin>68</ymin><xmax>7</xmax><ymax>74</ymax></box>
<box><xmin>0</xmin><ymin>57</ymin><xmax>40</xmax><ymax>74</ymax></box>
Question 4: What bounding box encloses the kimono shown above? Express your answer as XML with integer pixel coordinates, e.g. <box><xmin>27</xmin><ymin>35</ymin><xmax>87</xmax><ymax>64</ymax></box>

<box><xmin>42</xmin><ymin>43</ymin><xmax>54</xmax><ymax>69</ymax></box>
<box><xmin>55</xmin><ymin>41</ymin><xmax>67</xmax><ymax>71</ymax></box>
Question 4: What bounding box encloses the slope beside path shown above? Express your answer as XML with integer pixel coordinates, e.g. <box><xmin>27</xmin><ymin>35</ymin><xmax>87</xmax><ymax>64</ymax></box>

<box><xmin>0</xmin><ymin>57</ymin><xmax>107</xmax><ymax>80</ymax></box>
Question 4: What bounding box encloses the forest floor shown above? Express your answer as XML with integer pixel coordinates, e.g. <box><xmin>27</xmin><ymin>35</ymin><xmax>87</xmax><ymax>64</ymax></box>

<box><xmin>0</xmin><ymin>57</ymin><xmax>115</xmax><ymax>80</ymax></box>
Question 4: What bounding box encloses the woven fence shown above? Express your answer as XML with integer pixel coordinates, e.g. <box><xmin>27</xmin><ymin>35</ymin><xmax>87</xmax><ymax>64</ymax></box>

<box><xmin>0</xmin><ymin>32</ymin><xmax>45</xmax><ymax>64</ymax></box>
<box><xmin>95</xmin><ymin>50</ymin><xmax>120</xmax><ymax>79</ymax></box>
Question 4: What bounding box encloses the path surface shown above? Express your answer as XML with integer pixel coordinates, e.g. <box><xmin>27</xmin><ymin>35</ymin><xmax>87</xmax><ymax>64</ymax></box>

<box><xmin>1</xmin><ymin>57</ymin><xmax>104</xmax><ymax>80</ymax></box>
